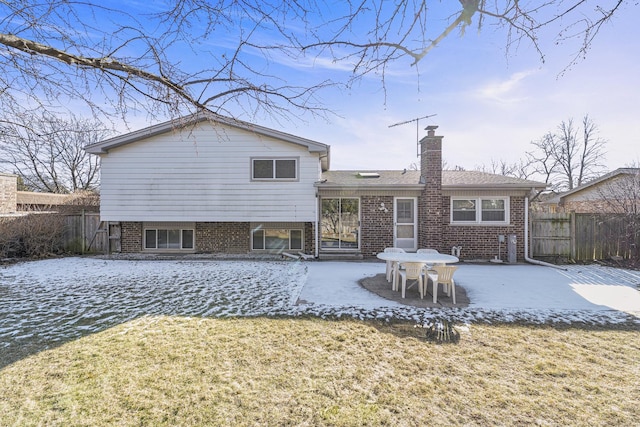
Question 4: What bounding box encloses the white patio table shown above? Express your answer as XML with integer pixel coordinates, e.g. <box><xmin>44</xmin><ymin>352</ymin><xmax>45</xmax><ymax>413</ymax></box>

<box><xmin>376</xmin><ymin>252</ymin><xmax>459</xmax><ymax>292</ymax></box>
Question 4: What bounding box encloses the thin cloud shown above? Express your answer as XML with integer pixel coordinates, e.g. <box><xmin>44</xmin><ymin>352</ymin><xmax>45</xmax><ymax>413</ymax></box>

<box><xmin>476</xmin><ymin>69</ymin><xmax>539</xmax><ymax>103</ymax></box>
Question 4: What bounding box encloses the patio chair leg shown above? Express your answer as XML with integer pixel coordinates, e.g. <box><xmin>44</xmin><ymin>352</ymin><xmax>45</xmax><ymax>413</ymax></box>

<box><xmin>433</xmin><ymin>281</ymin><xmax>438</xmax><ymax>304</ymax></box>
<box><xmin>451</xmin><ymin>280</ymin><xmax>456</xmax><ymax>304</ymax></box>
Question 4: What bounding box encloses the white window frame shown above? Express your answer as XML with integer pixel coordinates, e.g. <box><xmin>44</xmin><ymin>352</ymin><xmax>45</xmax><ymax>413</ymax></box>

<box><xmin>251</xmin><ymin>157</ymin><xmax>299</xmax><ymax>181</ymax></box>
<box><xmin>251</xmin><ymin>228</ymin><xmax>304</xmax><ymax>251</ymax></box>
<box><xmin>144</xmin><ymin>228</ymin><xmax>195</xmax><ymax>251</ymax></box>
<box><xmin>450</xmin><ymin>197</ymin><xmax>510</xmax><ymax>225</ymax></box>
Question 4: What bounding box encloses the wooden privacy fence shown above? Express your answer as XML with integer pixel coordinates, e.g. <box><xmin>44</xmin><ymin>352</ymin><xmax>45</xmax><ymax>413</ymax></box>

<box><xmin>63</xmin><ymin>212</ymin><xmax>107</xmax><ymax>253</ymax></box>
<box><xmin>531</xmin><ymin>212</ymin><xmax>640</xmax><ymax>261</ymax></box>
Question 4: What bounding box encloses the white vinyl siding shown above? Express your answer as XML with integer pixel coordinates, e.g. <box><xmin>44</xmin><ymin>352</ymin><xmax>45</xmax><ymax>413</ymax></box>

<box><xmin>98</xmin><ymin>122</ymin><xmax>322</xmax><ymax>222</ymax></box>
<box><xmin>451</xmin><ymin>197</ymin><xmax>510</xmax><ymax>225</ymax></box>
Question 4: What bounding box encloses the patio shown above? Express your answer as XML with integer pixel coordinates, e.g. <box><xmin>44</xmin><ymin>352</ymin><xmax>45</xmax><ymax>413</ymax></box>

<box><xmin>297</xmin><ymin>260</ymin><xmax>640</xmax><ymax>316</ymax></box>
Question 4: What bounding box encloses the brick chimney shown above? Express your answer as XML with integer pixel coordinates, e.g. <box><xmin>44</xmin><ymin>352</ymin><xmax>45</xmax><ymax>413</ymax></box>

<box><xmin>418</xmin><ymin>126</ymin><xmax>443</xmax><ymax>250</ymax></box>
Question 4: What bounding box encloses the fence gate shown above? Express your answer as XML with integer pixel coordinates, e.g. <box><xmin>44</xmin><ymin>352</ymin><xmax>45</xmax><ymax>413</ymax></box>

<box><xmin>530</xmin><ymin>213</ymin><xmax>572</xmax><ymax>261</ymax></box>
<box><xmin>63</xmin><ymin>212</ymin><xmax>106</xmax><ymax>253</ymax></box>
<box><xmin>63</xmin><ymin>215</ymin><xmax>122</xmax><ymax>254</ymax></box>
<box><xmin>108</xmin><ymin>222</ymin><xmax>122</xmax><ymax>253</ymax></box>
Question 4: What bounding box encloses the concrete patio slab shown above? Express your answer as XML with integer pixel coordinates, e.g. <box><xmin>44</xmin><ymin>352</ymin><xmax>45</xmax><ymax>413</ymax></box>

<box><xmin>299</xmin><ymin>261</ymin><xmax>640</xmax><ymax>316</ymax></box>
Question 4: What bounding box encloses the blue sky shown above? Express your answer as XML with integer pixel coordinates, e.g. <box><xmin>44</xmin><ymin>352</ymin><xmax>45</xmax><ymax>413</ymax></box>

<box><xmin>220</xmin><ymin>2</ymin><xmax>639</xmax><ymax>176</ymax></box>
<box><xmin>69</xmin><ymin>2</ymin><xmax>639</xmax><ymax>176</ymax></box>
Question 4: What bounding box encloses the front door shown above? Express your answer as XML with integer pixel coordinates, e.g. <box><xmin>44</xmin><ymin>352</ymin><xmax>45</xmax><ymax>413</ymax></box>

<box><xmin>395</xmin><ymin>197</ymin><xmax>417</xmax><ymax>251</ymax></box>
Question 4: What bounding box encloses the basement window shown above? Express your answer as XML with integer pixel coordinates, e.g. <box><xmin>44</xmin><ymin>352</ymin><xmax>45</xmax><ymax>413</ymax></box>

<box><xmin>252</xmin><ymin>228</ymin><xmax>303</xmax><ymax>251</ymax></box>
<box><xmin>144</xmin><ymin>228</ymin><xmax>194</xmax><ymax>250</ymax></box>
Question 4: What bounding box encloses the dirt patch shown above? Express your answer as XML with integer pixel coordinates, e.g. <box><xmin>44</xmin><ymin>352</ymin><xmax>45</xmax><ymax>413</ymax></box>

<box><xmin>593</xmin><ymin>258</ymin><xmax>640</xmax><ymax>271</ymax></box>
<box><xmin>359</xmin><ymin>273</ymin><xmax>469</xmax><ymax>308</ymax></box>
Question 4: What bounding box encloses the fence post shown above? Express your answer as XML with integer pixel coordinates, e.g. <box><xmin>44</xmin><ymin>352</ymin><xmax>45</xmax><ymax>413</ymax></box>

<box><xmin>81</xmin><ymin>209</ymin><xmax>85</xmax><ymax>254</ymax></box>
<box><xmin>570</xmin><ymin>211</ymin><xmax>576</xmax><ymax>261</ymax></box>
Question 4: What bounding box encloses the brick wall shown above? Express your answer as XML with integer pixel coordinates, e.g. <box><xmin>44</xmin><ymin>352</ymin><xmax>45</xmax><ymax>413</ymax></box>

<box><xmin>121</xmin><ymin>222</ymin><xmax>142</xmax><ymax>252</ymax></box>
<box><xmin>561</xmin><ymin>200</ymin><xmax>620</xmax><ymax>213</ymax></box>
<box><xmin>442</xmin><ymin>196</ymin><xmax>526</xmax><ymax>260</ymax></box>
<box><xmin>303</xmin><ymin>222</ymin><xmax>315</xmax><ymax>255</ymax></box>
<box><xmin>196</xmin><ymin>222</ymin><xmax>250</xmax><ymax>253</ymax></box>
<box><xmin>120</xmin><ymin>221</ymin><xmax>315</xmax><ymax>254</ymax></box>
<box><xmin>0</xmin><ymin>174</ymin><xmax>17</xmax><ymax>214</ymax></box>
<box><xmin>360</xmin><ymin>195</ymin><xmax>395</xmax><ymax>256</ymax></box>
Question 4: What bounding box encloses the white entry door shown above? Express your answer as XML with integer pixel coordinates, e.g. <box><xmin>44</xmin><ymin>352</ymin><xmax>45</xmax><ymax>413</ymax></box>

<box><xmin>394</xmin><ymin>197</ymin><xmax>418</xmax><ymax>251</ymax></box>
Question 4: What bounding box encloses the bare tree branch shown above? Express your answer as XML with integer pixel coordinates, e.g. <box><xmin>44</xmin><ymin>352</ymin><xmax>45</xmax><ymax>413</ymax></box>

<box><xmin>0</xmin><ymin>1</ymin><xmax>633</xmax><ymax>125</ymax></box>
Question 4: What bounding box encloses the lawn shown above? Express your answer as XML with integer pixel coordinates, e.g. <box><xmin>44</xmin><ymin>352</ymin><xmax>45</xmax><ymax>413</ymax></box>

<box><xmin>1</xmin><ymin>316</ymin><xmax>638</xmax><ymax>426</ymax></box>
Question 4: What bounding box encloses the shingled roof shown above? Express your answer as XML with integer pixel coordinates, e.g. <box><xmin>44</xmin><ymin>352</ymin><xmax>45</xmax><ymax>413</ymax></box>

<box><xmin>318</xmin><ymin>170</ymin><xmax>546</xmax><ymax>191</ymax></box>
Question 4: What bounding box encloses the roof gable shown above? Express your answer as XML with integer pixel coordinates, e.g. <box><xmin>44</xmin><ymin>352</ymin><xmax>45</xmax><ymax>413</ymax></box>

<box><xmin>85</xmin><ymin>112</ymin><xmax>331</xmax><ymax>170</ymax></box>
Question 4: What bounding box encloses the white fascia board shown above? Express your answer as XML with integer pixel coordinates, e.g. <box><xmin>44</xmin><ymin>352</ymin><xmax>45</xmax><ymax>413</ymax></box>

<box><xmin>85</xmin><ymin>112</ymin><xmax>330</xmax><ymax>158</ymax></box>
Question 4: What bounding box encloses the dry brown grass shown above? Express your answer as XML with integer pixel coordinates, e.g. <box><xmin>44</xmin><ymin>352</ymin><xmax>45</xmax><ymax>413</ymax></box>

<box><xmin>0</xmin><ymin>316</ymin><xmax>638</xmax><ymax>426</ymax></box>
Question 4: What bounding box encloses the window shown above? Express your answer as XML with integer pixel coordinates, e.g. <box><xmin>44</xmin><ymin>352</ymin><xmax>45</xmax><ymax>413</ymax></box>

<box><xmin>144</xmin><ymin>228</ymin><xmax>195</xmax><ymax>250</ymax></box>
<box><xmin>481</xmin><ymin>199</ymin><xmax>506</xmax><ymax>222</ymax></box>
<box><xmin>451</xmin><ymin>197</ymin><xmax>509</xmax><ymax>224</ymax></box>
<box><xmin>252</xmin><ymin>228</ymin><xmax>303</xmax><ymax>251</ymax></box>
<box><xmin>452</xmin><ymin>199</ymin><xmax>476</xmax><ymax>222</ymax></box>
<box><xmin>252</xmin><ymin>158</ymin><xmax>297</xmax><ymax>180</ymax></box>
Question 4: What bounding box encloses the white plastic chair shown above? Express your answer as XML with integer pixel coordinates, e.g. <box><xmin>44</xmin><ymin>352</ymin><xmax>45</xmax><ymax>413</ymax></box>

<box><xmin>417</xmin><ymin>248</ymin><xmax>440</xmax><ymax>277</ymax></box>
<box><xmin>383</xmin><ymin>247</ymin><xmax>405</xmax><ymax>283</ymax></box>
<box><xmin>398</xmin><ymin>262</ymin><xmax>425</xmax><ymax>299</ymax></box>
<box><xmin>427</xmin><ymin>265</ymin><xmax>458</xmax><ymax>304</ymax></box>
<box><xmin>416</xmin><ymin>248</ymin><xmax>439</xmax><ymax>254</ymax></box>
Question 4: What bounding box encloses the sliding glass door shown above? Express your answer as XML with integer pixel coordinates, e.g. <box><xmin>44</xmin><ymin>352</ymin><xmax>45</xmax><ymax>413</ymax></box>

<box><xmin>320</xmin><ymin>198</ymin><xmax>360</xmax><ymax>250</ymax></box>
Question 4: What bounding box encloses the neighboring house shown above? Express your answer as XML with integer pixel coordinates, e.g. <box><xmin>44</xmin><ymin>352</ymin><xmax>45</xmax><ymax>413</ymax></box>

<box><xmin>531</xmin><ymin>191</ymin><xmax>561</xmax><ymax>213</ymax></box>
<box><xmin>16</xmin><ymin>191</ymin><xmax>80</xmax><ymax>212</ymax></box>
<box><xmin>85</xmin><ymin>113</ymin><xmax>546</xmax><ymax>261</ymax></box>
<box><xmin>0</xmin><ymin>173</ymin><xmax>17</xmax><ymax>215</ymax></box>
<box><xmin>557</xmin><ymin>168</ymin><xmax>640</xmax><ymax>214</ymax></box>
<box><xmin>1</xmin><ymin>172</ymin><xmax>97</xmax><ymax>215</ymax></box>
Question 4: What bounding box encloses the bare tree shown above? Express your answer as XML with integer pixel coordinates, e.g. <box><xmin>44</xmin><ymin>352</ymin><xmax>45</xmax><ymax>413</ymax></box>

<box><xmin>0</xmin><ymin>1</ymin><xmax>632</xmax><ymax>124</ymax></box>
<box><xmin>527</xmin><ymin>115</ymin><xmax>607</xmax><ymax>191</ymax></box>
<box><xmin>0</xmin><ymin>111</ymin><xmax>110</xmax><ymax>193</ymax></box>
<box><xmin>475</xmin><ymin>158</ymin><xmax>535</xmax><ymax>180</ymax></box>
<box><xmin>595</xmin><ymin>166</ymin><xmax>640</xmax><ymax>260</ymax></box>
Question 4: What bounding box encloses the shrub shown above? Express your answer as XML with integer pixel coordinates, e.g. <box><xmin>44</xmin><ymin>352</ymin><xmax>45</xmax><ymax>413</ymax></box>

<box><xmin>0</xmin><ymin>213</ymin><xmax>66</xmax><ymax>258</ymax></box>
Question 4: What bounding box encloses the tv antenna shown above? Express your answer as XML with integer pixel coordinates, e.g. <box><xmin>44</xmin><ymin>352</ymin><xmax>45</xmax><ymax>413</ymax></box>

<box><xmin>389</xmin><ymin>114</ymin><xmax>437</xmax><ymax>157</ymax></box>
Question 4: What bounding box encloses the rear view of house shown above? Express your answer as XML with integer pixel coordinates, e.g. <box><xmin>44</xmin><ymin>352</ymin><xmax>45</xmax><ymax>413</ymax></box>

<box><xmin>86</xmin><ymin>113</ymin><xmax>546</xmax><ymax>261</ymax></box>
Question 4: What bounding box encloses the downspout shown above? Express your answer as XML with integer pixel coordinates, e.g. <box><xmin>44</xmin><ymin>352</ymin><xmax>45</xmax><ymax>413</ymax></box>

<box><xmin>524</xmin><ymin>196</ymin><xmax>567</xmax><ymax>270</ymax></box>
<box><xmin>314</xmin><ymin>191</ymin><xmax>319</xmax><ymax>258</ymax></box>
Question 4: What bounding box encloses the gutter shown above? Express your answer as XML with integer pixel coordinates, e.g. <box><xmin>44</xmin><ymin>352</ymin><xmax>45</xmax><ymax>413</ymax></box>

<box><xmin>524</xmin><ymin>196</ymin><xmax>568</xmax><ymax>270</ymax></box>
